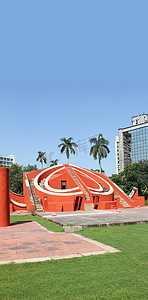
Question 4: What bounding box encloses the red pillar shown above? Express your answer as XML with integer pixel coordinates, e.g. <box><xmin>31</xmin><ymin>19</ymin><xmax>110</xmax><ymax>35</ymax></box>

<box><xmin>0</xmin><ymin>168</ymin><xmax>10</xmax><ymax>227</ymax></box>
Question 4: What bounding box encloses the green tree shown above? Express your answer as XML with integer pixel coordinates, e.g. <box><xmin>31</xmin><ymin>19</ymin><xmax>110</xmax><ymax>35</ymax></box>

<box><xmin>49</xmin><ymin>159</ymin><xmax>58</xmax><ymax>167</ymax></box>
<box><xmin>1</xmin><ymin>163</ymin><xmax>39</xmax><ymax>195</ymax></box>
<box><xmin>110</xmin><ymin>161</ymin><xmax>148</xmax><ymax>200</ymax></box>
<box><xmin>9</xmin><ymin>164</ymin><xmax>23</xmax><ymax>195</ymax></box>
<box><xmin>89</xmin><ymin>134</ymin><xmax>110</xmax><ymax>173</ymax></box>
<box><xmin>23</xmin><ymin>164</ymin><xmax>38</xmax><ymax>172</ymax></box>
<box><xmin>36</xmin><ymin>151</ymin><xmax>47</xmax><ymax>169</ymax></box>
<box><xmin>58</xmin><ymin>137</ymin><xmax>78</xmax><ymax>164</ymax></box>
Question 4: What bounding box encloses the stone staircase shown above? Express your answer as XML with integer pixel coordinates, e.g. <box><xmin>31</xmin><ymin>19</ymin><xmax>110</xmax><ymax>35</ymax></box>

<box><xmin>67</xmin><ymin>167</ymin><xmax>90</xmax><ymax>201</ymax></box>
<box><xmin>100</xmin><ymin>184</ymin><xmax>108</xmax><ymax>192</ymax></box>
<box><xmin>39</xmin><ymin>178</ymin><xmax>46</xmax><ymax>189</ymax></box>
<box><xmin>29</xmin><ymin>179</ymin><xmax>44</xmax><ymax>212</ymax></box>
<box><xmin>114</xmin><ymin>190</ymin><xmax>130</xmax><ymax>208</ymax></box>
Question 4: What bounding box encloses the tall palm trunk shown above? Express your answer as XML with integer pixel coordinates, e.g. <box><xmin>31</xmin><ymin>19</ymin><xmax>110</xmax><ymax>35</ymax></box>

<box><xmin>99</xmin><ymin>157</ymin><xmax>102</xmax><ymax>173</ymax></box>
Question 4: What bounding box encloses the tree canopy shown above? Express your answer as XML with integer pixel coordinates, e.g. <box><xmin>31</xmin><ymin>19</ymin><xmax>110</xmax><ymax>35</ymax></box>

<box><xmin>89</xmin><ymin>134</ymin><xmax>110</xmax><ymax>173</ymax></box>
<box><xmin>0</xmin><ymin>164</ymin><xmax>38</xmax><ymax>195</ymax></box>
<box><xmin>9</xmin><ymin>164</ymin><xmax>23</xmax><ymax>195</ymax></box>
<box><xmin>23</xmin><ymin>164</ymin><xmax>38</xmax><ymax>172</ymax></box>
<box><xmin>110</xmin><ymin>161</ymin><xmax>148</xmax><ymax>199</ymax></box>
<box><xmin>49</xmin><ymin>159</ymin><xmax>58</xmax><ymax>167</ymax></box>
<box><xmin>36</xmin><ymin>151</ymin><xmax>47</xmax><ymax>169</ymax></box>
<box><xmin>58</xmin><ymin>137</ymin><xmax>78</xmax><ymax>164</ymax></box>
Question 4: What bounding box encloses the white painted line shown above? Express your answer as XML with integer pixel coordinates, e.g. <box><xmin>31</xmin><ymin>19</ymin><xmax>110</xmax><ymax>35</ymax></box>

<box><xmin>14</xmin><ymin>259</ymin><xmax>27</xmax><ymax>264</ymax></box>
<box><xmin>10</xmin><ymin>198</ymin><xmax>26</xmax><ymax>208</ymax></box>
<box><xmin>45</xmin><ymin>257</ymin><xmax>52</xmax><ymax>261</ymax></box>
<box><xmin>0</xmin><ymin>260</ymin><xmax>13</xmax><ymax>265</ymax></box>
<box><xmin>26</xmin><ymin>257</ymin><xmax>48</xmax><ymax>263</ymax></box>
<box><xmin>81</xmin><ymin>251</ymin><xmax>107</xmax><ymax>256</ymax></box>
<box><xmin>50</xmin><ymin>254</ymin><xmax>82</xmax><ymax>260</ymax></box>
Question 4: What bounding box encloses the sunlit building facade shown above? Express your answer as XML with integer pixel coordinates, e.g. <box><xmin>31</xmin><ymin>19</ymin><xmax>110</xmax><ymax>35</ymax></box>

<box><xmin>115</xmin><ymin>114</ymin><xmax>148</xmax><ymax>174</ymax></box>
<box><xmin>0</xmin><ymin>154</ymin><xmax>15</xmax><ymax>167</ymax></box>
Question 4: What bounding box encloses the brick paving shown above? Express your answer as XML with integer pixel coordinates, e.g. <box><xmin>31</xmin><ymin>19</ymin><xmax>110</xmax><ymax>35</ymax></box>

<box><xmin>0</xmin><ymin>222</ymin><xmax>119</xmax><ymax>264</ymax></box>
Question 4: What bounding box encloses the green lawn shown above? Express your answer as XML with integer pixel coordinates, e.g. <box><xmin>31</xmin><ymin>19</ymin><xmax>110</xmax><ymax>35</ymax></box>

<box><xmin>0</xmin><ymin>216</ymin><xmax>148</xmax><ymax>300</ymax></box>
<box><xmin>10</xmin><ymin>214</ymin><xmax>64</xmax><ymax>232</ymax></box>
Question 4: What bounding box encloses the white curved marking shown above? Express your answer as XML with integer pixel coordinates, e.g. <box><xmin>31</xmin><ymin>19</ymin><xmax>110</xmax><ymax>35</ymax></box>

<box><xmin>71</xmin><ymin>166</ymin><xmax>113</xmax><ymax>195</ymax></box>
<box><xmin>34</xmin><ymin>165</ymin><xmax>63</xmax><ymax>188</ymax></box>
<box><xmin>88</xmin><ymin>187</ymin><xmax>103</xmax><ymax>192</ymax></box>
<box><xmin>71</xmin><ymin>167</ymin><xmax>103</xmax><ymax>191</ymax></box>
<box><xmin>34</xmin><ymin>165</ymin><xmax>83</xmax><ymax>196</ymax></box>
<box><xmin>45</xmin><ymin>167</ymin><xmax>79</xmax><ymax>193</ymax></box>
<box><xmin>10</xmin><ymin>198</ymin><xmax>27</xmax><ymax>208</ymax></box>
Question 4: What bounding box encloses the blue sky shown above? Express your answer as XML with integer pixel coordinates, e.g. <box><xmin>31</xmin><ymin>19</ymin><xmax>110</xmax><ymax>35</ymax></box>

<box><xmin>0</xmin><ymin>0</ymin><xmax>148</xmax><ymax>175</ymax></box>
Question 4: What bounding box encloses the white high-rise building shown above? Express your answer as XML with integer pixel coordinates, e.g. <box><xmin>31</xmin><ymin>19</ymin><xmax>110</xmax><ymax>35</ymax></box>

<box><xmin>115</xmin><ymin>136</ymin><xmax>120</xmax><ymax>174</ymax></box>
<box><xmin>0</xmin><ymin>154</ymin><xmax>15</xmax><ymax>167</ymax></box>
<box><xmin>115</xmin><ymin>113</ymin><xmax>148</xmax><ymax>174</ymax></box>
<box><xmin>132</xmin><ymin>114</ymin><xmax>148</xmax><ymax>125</ymax></box>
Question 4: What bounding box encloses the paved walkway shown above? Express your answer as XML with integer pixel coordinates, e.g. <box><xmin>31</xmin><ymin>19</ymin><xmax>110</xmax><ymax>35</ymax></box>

<box><xmin>0</xmin><ymin>222</ymin><xmax>119</xmax><ymax>265</ymax></box>
<box><xmin>38</xmin><ymin>207</ymin><xmax>148</xmax><ymax>227</ymax></box>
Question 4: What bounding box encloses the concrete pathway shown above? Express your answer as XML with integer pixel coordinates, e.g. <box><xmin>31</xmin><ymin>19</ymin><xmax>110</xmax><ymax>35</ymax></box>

<box><xmin>38</xmin><ymin>207</ymin><xmax>148</xmax><ymax>227</ymax></box>
<box><xmin>0</xmin><ymin>222</ymin><xmax>119</xmax><ymax>265</ymax></box>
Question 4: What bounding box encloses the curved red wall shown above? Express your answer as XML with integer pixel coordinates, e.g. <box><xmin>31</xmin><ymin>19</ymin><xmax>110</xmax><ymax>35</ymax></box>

<box><xmin>9</xmin><ymin>190</ymin><xmax>26</xmax><ymax>212</ymax></box>
<box><xmin>0</xmin><ymin>168</ymin><xmax>10</xmax><ymax>227</ymax></box>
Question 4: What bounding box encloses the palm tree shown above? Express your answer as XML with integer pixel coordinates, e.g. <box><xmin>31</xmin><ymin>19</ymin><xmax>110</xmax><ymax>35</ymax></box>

<box><xmin>58</xmin><ymin>137</ymin><xmax>78</xmax><ymax>164</ymax></box>
<box><xmin>91</xmin><ymin>169</ymin><xmax>100</xmax><ymax>173</ymax></box>
<box><xmin>91</xmin><ymin>168</ymin><xmax>105</xmax><ymax>173</ymax></box>
<box><xmin>36</xmin><ymin>151</ymin><xmax>47</xmax><ymax>169</ymax></box>
<box><xmin>89</xmin><ymin>134</ymin><xmax>110</xmax><ymax>173</ymax></box>
<box><xmin>49</xmin><ymin>159</ymin><xmax>58</xmax><ymax>167</ymax></box>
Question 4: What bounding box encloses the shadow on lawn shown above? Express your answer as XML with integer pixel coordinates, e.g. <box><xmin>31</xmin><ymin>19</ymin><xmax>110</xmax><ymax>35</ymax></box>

<box><xmin>10</xmin><ymin>221</ymin><xmax>32</xmax><ymax>226</ymax></box>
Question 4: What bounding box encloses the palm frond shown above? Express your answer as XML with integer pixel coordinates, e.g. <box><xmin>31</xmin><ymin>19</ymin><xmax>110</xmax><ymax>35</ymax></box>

<box><xmin>89</xmin><ymin>137</ymin><xmax>97</xmax><ymax>144</ymax></box>
<box><xmin>58</xmin><ymin>137</ymin><xmax>77</xmax><ymax>162</ymax></box>
<box><xmin>60</xmin><ymin>145</ymin><xmax>66</xmax><ymax>153</ymax></box>
<box><xmin>71</xmin><ymin>142</ymin><xmax>78</xmax><ymax>148</ymax></box>
<box><xmin>70</xmin><ymin>148</ymin><xmax>75</xmax><ymax>155</ymax></box>
<box><xmin>90</xmin><ymin>146</ymin><xmax>95</xmax><ymax>155</ymax></box>
<box><xmin>89</xmin><ymin>134</ymin><xmax>110</xmax><ymax>172</ymax></box>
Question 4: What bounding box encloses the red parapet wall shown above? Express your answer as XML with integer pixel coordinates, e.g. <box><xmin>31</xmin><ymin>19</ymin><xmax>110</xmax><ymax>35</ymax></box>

<box><xmin>31</xmin><ymin>165</ymin><xmax>117</xmax><ymax>211</ymax></box>
<box><xmin>12</xmin><ymin>164</ymin><xmax>145</xmax><ymax>213</ymax></box>
<box><xmin>33</xmin><ymin>165</ymin><xmax>84</xmax><ymax>212</ymax></box>
<box><xmin>131</xmin><ymin>188</ymin><xmax>145</xmax><ymax>207</ymax></box>
<box><xmin>9</xmin><ymin>190</ymin><xmax>26</xmax><ymax>212</ymax></box>
<box><xmin>0</xmin><ymin>168</ymin><xmax>10</xmax><ymax>227</ymax></box>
